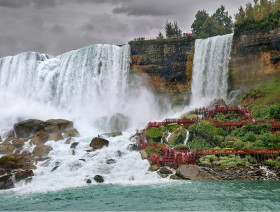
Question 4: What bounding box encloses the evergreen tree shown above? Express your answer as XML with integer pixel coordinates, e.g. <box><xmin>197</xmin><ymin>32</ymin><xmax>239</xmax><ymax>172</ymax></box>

<box><xmin>191</xmin><ymin>10</ymin><xmax>209</xmax><ymax>36</ymax></box>
<box><xmin>212</xmin><ymin>5</ymin><xmax>233</xmax><ymax>34</ymax></box>
<box><xmin>157</xmin><ymin>32</ymin><xmax>164</xmax><ymax>39</ymax></box>
<box><xmin>165</xmin><ymin>20</ymin><xmax>182</xmax><ymax>38</ymax></box>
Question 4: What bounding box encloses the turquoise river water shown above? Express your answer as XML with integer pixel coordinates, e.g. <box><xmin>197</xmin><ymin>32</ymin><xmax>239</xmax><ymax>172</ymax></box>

<box><xmin>0</xmin><ymin>181</ymin><xmax>279</xmax><ymax>211</ymax></box>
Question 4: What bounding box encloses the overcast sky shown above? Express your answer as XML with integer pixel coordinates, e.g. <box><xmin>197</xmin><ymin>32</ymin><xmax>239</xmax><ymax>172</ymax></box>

<box><xmin>0</xmin><ymin>0</ymin><xmax>252</xmax><ymax>57</ymax></box>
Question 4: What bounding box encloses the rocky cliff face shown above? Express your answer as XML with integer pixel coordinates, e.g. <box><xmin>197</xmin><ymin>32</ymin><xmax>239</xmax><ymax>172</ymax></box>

<box><xmin>130</xmin><ymin>38</ymin><xmax>194</xmax><ymax>105</ymax></box>
<box><xmin>229</xmin><ymin>28</ymin><xmax>280</xmax><ymax>94</ymax></box>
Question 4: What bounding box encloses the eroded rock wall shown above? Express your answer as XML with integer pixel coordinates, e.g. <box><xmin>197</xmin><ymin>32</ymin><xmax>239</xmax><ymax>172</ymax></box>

<box><xmin>229</xmin><ymin>28</ymin><xmax>280</xmax><ymax>93</ymax></box>
<box><xmin>130</xmin><ymin>39</ymin><xmax>194</xmax><ymax>105</ymax></box>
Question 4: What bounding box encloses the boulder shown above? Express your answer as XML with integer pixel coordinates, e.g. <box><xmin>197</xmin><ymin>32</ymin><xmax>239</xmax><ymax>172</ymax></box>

<box><xmin>90</xmin><ymin>137</ymin><xmax>109</xmax><ymax>150</ymax></box>
<box><xmin>0</xmin><ymin>168</ymin><xmax>5</xmax><ymax>175</ymax></box>
<box><xmin>0</xmin><ymin>156</ymin><xmax>23</xmax><ymax>170</ymax></box>
<box><xmin>30</xmin><ymin>136</ymin><xmax>43</xmax><ymax>146</ymax></box>
<box><xmin>0</xmin><ymin>173</ymin><xmax>14</xmax><ymax>189</ymax></box>
<box><xmin>12</xmin><ymin>138</ymin><xmax>25</xmax><ymax>148</ymax></box>
<box><xmin>176</xmin><ymin>164</ymin><xmax>217</xmax><ymax>180</ymax></box>
<box><xmin>32</xmin><ymin>144</ymin><xmax>53</xmax><ymax>158</ymax></box>
<box><xmin>0</xmin><ymin>143</ymin><xmax>15</xmax><ymax>155</ymax></box>
<box><xmin>127</xmin><ymin>144</ymin><xmax>138</xmax><ymax>151</ymax></box>
<box><xmin>64</xmin><ymin>128</ymin><xmax>80</xmax><ymax>138</ymax></box>
<box><xmin>41</xmin><ymin>119</ymin><xmax>73</xmax><ymax>133</ymax></box>
<box><xmin>158</xmin><ymin>167</ymin><xmax>173</xmax><ymax>175</ymax></box>
<box><xmin>48</xmin><ymin>132</ymin><xmax>63</xmax><ymax>141</ymax></box>
<box><xmin>106</xmin><ymin>159</ymin><xmax>116</xmax><ymax>164</ymax></box>
<box><xmin>94</xmin><ymin>175</ymin><xmax>104</xmax><ymax>183</ymax></box>
<box><xmin>86</xmin><ymin>179</ymin><xmax>92</xmax><ymax>184</ymax></box>
<box><xmin>70</xmin><ymin>142</ymin><xmax>79</xmax><ymax>149</ymax></box>
<box><xmin>51</xmin><ymin>166</ymin><xmax>59</xmax><ymax>172</ymax></box>
<box><xmin>14</xmin><ymin>119</ymin><xmax>43</xmax><ymax>138</ymax></box>
<box><xmin>65</xmin><ymin>138</ymin><xmax>72</xmax><ymax>144</ymax></box>
<box><xmin>33</xmin><ymin>131</ymin><xmax>49</xmax><ymax>143</ymax></box>
<box><xmin>15</xmin><ymin>170</ymin><xmax>34</xmax><ymax>182</ymax></box>
<box><xmin>168</xmin><ymin>126</ymin><xmax>187</xmax><ymax>146</ymax></box>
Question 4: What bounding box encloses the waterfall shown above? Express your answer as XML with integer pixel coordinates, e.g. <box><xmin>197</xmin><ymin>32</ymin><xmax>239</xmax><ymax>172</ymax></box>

<box><xmin>191</xmin><ymin>34</ymin><xmax>233</xmax><ymax>106</ymax></box>
<box><xmin>0</xmin><ymin>44</ymin><xmax>162</xmax><ymax>131</ymax></box>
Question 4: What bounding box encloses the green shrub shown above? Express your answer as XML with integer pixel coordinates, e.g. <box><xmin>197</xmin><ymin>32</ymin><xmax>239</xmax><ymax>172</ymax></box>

<box><xmin>173</xmin><ymin>144</ymin><xmax>189</xmax><ymax>150</ymax></box>
<box><xmin>269</xmin><ymin>103</ymin><xmax>280</xmax><ymax>120</ymax></box>
<box><xmin>213</xmin><ymin>155</ymin><xmax>250</xmax><ymax>169</ymax></box>
<box><xmin>0</xmin><ymin>156</ymin><xmax>18</xmax><ymax>163</ymax></box>
<box><xmin>258</xmin><ymin>133</ymin><xmax>274</xmax><ymax>147</ymax></box>
<box><xmin>187</xmin><ymin>135</ymin><xmax>213</xmax><ymax>149</ymax></box>
<box><xmin>242</xmin><ymin>132</ymin><xmax>256</xmax><ymax>143</ymax></box>
<box><xmin>167</xmin><ymin>123</ymin><xmax>179</xmax><ymax>133</ymax></box>
<box><xmin>145</xmin><ymin>146</ymin><xmax>161</xmax><ymax>158</ymax></box>
<box><xmin>199</xmin><ymin>158</ymin><xmax>212</xmax><ymax>166</ymax></box>
<box><xmin>189</xmin><ymin>120</ymin><xmax>217</xmax><ymax>138</ymax></box>
<box><xmin>217</xmin><ymin>128</ymin><xmax>228</xmax><ymax>137</ymax></box>
<box><xmin>205</xmin><ymin>155</ymin><xmax>218</xmax><ymax>162</ymax></box>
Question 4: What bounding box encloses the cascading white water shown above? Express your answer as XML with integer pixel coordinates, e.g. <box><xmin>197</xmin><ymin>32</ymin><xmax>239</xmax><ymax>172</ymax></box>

<box><xmin>191</xmin><ymin>34</ymin><xmax>233</xmax><ymax>106</ymax></box>
<box><xmin>0</xmin><ymin>44</ymin><xmax>169</xmax><ymax>193</ymax></box>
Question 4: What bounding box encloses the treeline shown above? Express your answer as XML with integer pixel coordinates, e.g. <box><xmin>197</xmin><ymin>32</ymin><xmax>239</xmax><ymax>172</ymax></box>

<box><xmin>234</xmin><ymin>0</ymin><xmax>280</xmax><ymax>33</ymax></box>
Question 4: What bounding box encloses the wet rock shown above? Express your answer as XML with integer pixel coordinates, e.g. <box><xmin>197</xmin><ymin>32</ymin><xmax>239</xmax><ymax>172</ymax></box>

<box><xmin>90</xmin><ymin>137</ymin><xmax>109</xmax><ymax>150</ymax></box>
<box><xmin>127</xmin><ymin>144</ymin><xmax>138</xmax><ymax>151</ymax></box>
<box><xmin>15</xmin><ymin>170</ymin><xmax>34</xmax><ymax>182</ymax></box>
<box><xmin>0</xmin><ymin>144</ymin><xmax>15</xmax><ymax>155</ymax></box>
<box><xmin>150</xmin><ymin>164</ymin><xmax>160</xmax><ymax>171</ymax></box>
<box><xmin>86</xmin><ymin>179</ymin><xmax>92</xmax><ymax>184</ymax></box>
<box><xmin>41</xmin><ymin>119</ymin><xmax>73</xmax><ymax>133</ymax></box>
<box><xmin>65</xmin><ymin>138</ymin><xmax>72</xmax><ymax>144</ymax></box>
<box><xmin>117</xmin><ymin>151</ymin><xmax>123</xmax><ymax>157</ymax></box>
<box><xmin>64</xmin><ymin>128</ymin><xmax>80</xmax><ymax>138</ymax></box>
<box><xmin>32</xmin><ymin>144</ymin><xmax>53</xmax><ymax>159</ymax></box>
<box><xmin>94</xmin><ymin>175</ymin><xmax>104</xmax><ymax>183</ymax></box>
<box><xmin>176</xmin><ymin>164</ymin><xmax>217</xmax><ymax>180</ymax></box>
<box><xmin>48</xmin><ymin>132</ymin><xmax>63</xmax><ymax>141</ymax></box>
<box><xmin>106</xmin><ymin>159</ymin><xmax>116</xmax><ymax>165</ymax></box>
<box><xmin>102</xmin><ymin>132</ymin><xmax>122</xmax><ymax>137</ymax></box>
<box><xmin>51</xmin><ymin>166</ymin><xmax>59</xmax><ymax>172</ymax></box>
<box><xmin>70</xmin><ymin>142</ymin><xmax>79</xmax><ymax>149</ymax></box>
<box><xmin>170</xmin><ymin>174</ymin><xmax>183</xmax><ymax>180</ymax></box>
<box><xmin>158</xmin><ymin>167</ymin><xmax>173</xmax><ymax>175</ymax></box>
<box><xmin>180</xmin><ymin>110</ymin><xmax>198</xmax><ymax>119</ymax></box>
<box><xmin>12</xmin><ymin>138</ymin><xmax>25</xmax><ymax>148</ymax></box>
<box><xmin>0</xmin><ymin>156</ymin><xmax>23</xmax><ymax>170</ymax></box>
<box><xmin>30</xmin><ymin>131</ymin><xmax>49</xmax><ymax>145</ymax></box>
<box><xmin>0</xmin><ymin>168</ymin><xmax>5</xmax><ymax>175</ymax></box>
<box><xmin>0</xmin><ymin>173</ymin><xmax>14</xmax><ymax>189</ymax></box>
<box><xmin>14</xmin><ymin>119</ymin><xmax>43</xmax><ymax>138</ymax></box>
<box><xmin>79</xmin><ymin>159</ymin><xmax>86</xmax><ymax>162</ymax></box>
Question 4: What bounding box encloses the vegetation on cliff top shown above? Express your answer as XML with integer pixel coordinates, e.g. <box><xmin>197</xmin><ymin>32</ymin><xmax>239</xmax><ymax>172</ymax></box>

<box><xmin>191</xmin><ymin>5</ymin><xmax>233</xmax><ymax>38</ymax></box>
<box><xmin>234</xmin><ymin>0</ymin><xmax>280</xmax><ymax>34</ymax></box>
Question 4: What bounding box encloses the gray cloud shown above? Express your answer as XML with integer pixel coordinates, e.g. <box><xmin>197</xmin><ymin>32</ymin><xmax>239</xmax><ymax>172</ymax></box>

<box><xmin>0</xmin><ymin>0</ymin><xmax>252</xmax><ymax>57</ymax></box>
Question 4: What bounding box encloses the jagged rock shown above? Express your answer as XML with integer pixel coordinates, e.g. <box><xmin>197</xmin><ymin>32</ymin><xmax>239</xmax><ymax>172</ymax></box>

<box><xmin>11</xmin><ymin>138</ymin><xmax>25</xmax><ymax>149</ymax></box>
<box><xmin>0</xmin><ymin>173</ymin><xmax>14</xmax><ymax>189</ymax></box>
<box><xmin>176</xmin><ymin>164</ymin><xmax>217</xmax><ymax>180</ymax></box>
<box><xmin>0</xmin><ymin>168</ymin><xmax>5</xmax><ymax>175</ymax></box>
<box><xmin>41</xmin><ymin>119</ymin><xmax>73</xmax><ymax>133</ymax></box>
<box><xmin>79</xmin><ymin>159</ymin><xmax>86</xmax><ymax>162</ymax></box>
<box><xmin>64</xmin><ymin>128</ymin><xmax>80</xmax><ymax>138</ymax></box>
<box><xmin>106</xmin><ymin>159</ymin><xmax>116</xmax><ymax>164</ymax></box>
<box><xmin>32</xmin><ymin>144</ymin><xmax>53</xmax><ymax>159</ymax></box>
<box><xmin>15</xmin><ymin>170</ymin><xmax>34</xmax><ymax>182</ymax></box>
<box><xmin>0</xmin><ymin>143</ymin><xmax>15</xmax><ymax>155</ymax></box>
<box><xmin>30</xmin><ymin>131</ymin><xmax>49</xmax><ymax>145</ymax></box>
<box><xmin>14</xmin><ymin>119</ymin><xmax>43</xmax><ymax>138</ymax></box>
<box><xmin>48</xmin><ymin>132</ymin><xmax>63</xmax><ymax>141</ymax></box>
<box><xmin>127</xmin><ymin>144</ymin><xmax>138</xmax><ymax>151</ymax></box>
<box><xmin>0</xmin><ymin>156</ymin><xmax>23</xmax><ymax>170</ymax></box>
<box><xmin>51</xmin><ymin>166</ymin><xmax>59</xmax><ymax>172</ymax></box>
<box><xmin>168</xmin><ymin>126</ymin><xmax>187</xmax><ymax>146</ymax></box>
<box><xmin>65</xmin><ymin>138</ymin><xmax>72</xmax><ymax>144</ymax></box>
<box><xmin>94</xmin><ymin>175</ymin><xmax>104</xmax><ymax>183</ymax></box>
<box><xmin>102</xmin><ymin>132</ymin><xmax>122</xmax><ymax>137</ymax></box>
<box><xmin>170</xmin><ymin>174</ymin><xmax>183</xmax><ymax>180</ymax></box>
<box><xmin>70</xmin><ymin>142</ymin><xmax>79</xmax><ymax>149</ymax></box>
<box><xmin>158</xmin><ymin>167</ymin><xmax>173</xmax><ymax>175</ymax></box>
<box><xmin>86</xmin><ymin>179</ymin><xmax>92</xmax><ymax>184</ymax></box>
<box><xmin>90</xmin><ymin>137</ymin><xmax>109</xmax><ymax>150</ymax></box>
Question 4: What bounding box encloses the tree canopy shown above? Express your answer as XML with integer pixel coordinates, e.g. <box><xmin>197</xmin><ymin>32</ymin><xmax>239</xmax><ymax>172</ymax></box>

<box><xmin>164</xmin><ymin>20</ymin><xmax>182</xmax><ymax>38</ymax></box>
<box><xmin>191</xmin><ymin>5</ymin><xmax>233</xmax><ymax>38</ymax></box>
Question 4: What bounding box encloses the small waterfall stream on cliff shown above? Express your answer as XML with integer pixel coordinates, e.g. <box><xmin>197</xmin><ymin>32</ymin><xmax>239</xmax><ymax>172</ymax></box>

<box><xmin>0</xmin><ymin>45</ymin><xmax>169</xmax><ymax>193</ymax></box>
<box><xmin>190</xmin><ymin>34</ymin><xmax>233</xmax><ymax>107</ymax></box>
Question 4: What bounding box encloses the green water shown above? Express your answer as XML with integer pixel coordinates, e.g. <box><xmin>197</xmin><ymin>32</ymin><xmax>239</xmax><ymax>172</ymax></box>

<box><xmin>0</xmin><ymin>181</ymin><xmax>279</xmax><ymax>211</ymax></box>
